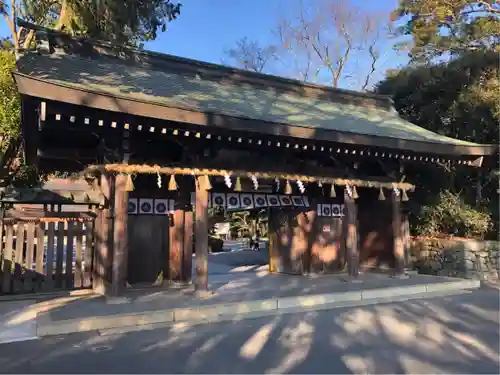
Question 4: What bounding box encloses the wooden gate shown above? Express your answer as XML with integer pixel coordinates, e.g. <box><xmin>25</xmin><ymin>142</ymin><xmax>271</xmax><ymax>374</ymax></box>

<box><xmin>127</xmin><ymin>215</ymin><xmax>169</xmax><ymax>285</ymax></box>
<box><xmin>0</xmin><ymin>218</ymin><xmax>95</xmax><ymax>295</ymax></box>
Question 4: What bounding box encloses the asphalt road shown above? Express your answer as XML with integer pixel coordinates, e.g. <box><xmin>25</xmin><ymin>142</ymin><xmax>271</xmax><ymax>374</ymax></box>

<box><xmin>0</xmin><ymin>287</ymin><xmax>499</xmax><ymax>374</ymax></box>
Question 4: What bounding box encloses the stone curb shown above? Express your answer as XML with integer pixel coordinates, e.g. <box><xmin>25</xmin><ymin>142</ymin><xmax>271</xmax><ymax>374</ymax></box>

<box><xmin>97</xmin><ymin>288</ymin><xmax>473</xmax><ymax>336</ymax></box>
<box><xmin>36</xmin><ymin>279</ymin><xmax>480</xmax><ymax>337</ymax></box>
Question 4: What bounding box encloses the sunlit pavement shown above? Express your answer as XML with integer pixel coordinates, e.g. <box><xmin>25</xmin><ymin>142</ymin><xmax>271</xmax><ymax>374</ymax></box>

<box><xmin>0</xmin><ymin>287</ymin><xmax>498</xmax><ymax>374</ymax></box>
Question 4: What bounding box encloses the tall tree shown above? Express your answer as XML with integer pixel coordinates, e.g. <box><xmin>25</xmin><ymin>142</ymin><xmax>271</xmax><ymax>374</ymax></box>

<box><xmin>391</xmin><ymin>0</ymin><xmax>500</xmax><ymax>62</ymax></box>
<box><xmin>0</xmin><ymin>0</ymin><xmax>181</xmax><ymax>186</ymax></box>
<box><xmin>223</xmin><ymin>37</ymin><xmax>277</xmax><ymax>73</ymax></box>
<box><xmin>1</xmin><ymin>0</ymin><xmax>182</xmax><ymax>54</ymax></box>
<box><xmin>0</xmin><ymin>48</ymin><xmax>37</xmax><ymax>186</ymax></box>
<box><xmin>376</xmin><ymin>51</ymin><xmax>499</xmax><ymax>236</ymax></box>
<box><xmin>376</xmin><ymin>51</ymin><xmax>499</xmax><ymax>145</ymax></box>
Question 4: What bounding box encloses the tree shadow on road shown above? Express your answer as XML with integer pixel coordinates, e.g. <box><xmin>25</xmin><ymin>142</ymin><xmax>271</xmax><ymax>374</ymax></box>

<box><xmin>0</xmin><ymin>289</ymin><xmax>499</xmax><ymax>374</ymax></box>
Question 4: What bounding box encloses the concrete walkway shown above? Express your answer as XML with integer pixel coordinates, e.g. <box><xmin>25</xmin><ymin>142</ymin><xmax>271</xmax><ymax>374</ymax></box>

<box><xmin>0</xmin><ymin>272</ymin><xmax>480</xmax><ymax>341</ymax></box>
<box><xmin>2</xmin><ymin>288</ymin><xmax>498</xmax><ymax>374</ymax></box>
<box><xmin>0</xmin><ymin>300</ymin><xmax>38</xmax><ymax>345</ymax></box>
<box><xmin>193</xmin><ymin>244</ymin><xmax>269</xmax><ymax>276</ymax></box>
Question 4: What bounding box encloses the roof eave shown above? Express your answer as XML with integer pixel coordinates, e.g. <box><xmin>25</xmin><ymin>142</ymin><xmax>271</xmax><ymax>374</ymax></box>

<box><xmin>13</xmin><ymin>72</ymin><xmax>498</xmax><ymax>163</ymax></box>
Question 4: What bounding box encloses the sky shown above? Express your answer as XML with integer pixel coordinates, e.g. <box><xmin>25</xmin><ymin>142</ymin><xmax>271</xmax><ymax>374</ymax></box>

<box><xmin>0</xmin><ymin>0</ymin><xmax>410</xmax><ymax>90</ymax></box>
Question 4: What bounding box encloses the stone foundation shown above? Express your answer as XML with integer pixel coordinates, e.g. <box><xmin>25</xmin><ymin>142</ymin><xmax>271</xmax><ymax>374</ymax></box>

<box><xmin>409</xmin><ymin>237</ymin><xmax>499</xmax><ymax>280</ymax></box>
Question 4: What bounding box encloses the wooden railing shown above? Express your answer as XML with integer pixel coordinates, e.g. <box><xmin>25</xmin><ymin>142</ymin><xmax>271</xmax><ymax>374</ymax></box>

<box><xmin>0</xmin><ymin>219</ymin><xmax>95</xmax><ymax>294</ymax></box>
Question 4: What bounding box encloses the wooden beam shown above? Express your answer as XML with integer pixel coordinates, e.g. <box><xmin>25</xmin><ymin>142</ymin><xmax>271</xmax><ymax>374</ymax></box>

<box><xmin>194</xmin><ymin>177</ymin><xmax>209</xmax><ymax>291</ymax></box>
<box><xmin>111</xmin><ymin>174</ymin><xmax>129</xmax><ymax>296</ymax></box>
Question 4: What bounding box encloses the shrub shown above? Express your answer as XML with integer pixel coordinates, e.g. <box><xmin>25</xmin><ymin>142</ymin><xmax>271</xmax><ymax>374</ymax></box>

<box><xmin>415</xmin><ymin>190</ymin><xmax>492</xmax><ymax>239</ymax></box>
<box><xmin>208</xmin><ymin>236</ymin><xmax>224</xmax><ymax>253</ymax></box>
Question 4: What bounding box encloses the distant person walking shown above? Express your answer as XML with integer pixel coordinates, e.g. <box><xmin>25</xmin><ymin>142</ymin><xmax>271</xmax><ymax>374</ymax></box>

<box><xmin>252</xmin><ymin>230</ymin><xmax>260</xmax><ymax>251</ymax></box>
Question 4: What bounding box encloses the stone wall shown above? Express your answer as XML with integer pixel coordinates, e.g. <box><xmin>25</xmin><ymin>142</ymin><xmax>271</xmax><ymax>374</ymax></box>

<box><xmin>409</xmin><ymin>237</ymin><xmax>499</xmax><ymax>280</ymax></box>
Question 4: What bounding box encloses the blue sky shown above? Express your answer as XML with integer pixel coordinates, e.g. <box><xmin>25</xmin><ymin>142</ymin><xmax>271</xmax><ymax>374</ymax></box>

<box><xmin>0</xmin><ymin>0</ymin><xmax>409</xmax><ymax>89</ymax></box>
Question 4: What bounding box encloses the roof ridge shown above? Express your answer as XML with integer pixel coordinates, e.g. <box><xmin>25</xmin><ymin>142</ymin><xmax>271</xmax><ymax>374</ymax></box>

<box><xmin>17</xmin><ymin>18</ymin><xmax>394</xmax><ymax>110</ymax></box>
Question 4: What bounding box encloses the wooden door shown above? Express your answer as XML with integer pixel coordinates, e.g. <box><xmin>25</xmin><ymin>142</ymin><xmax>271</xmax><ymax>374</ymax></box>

<box><xmin>310</xmin><ymin>217</ymin><xmax>345</xmax><ymax>273</ymax></box>
<box><xmin>357</xmin><ymin>200</ymin><xmax>394</xmax><ymax>270</ymax></box>
<box><xmin>127</xmin><ymin>215</ymin><xmax>169</xmax><ymax>284</ymax></box>
<box><xmin>269</xmin><ymin>209</ymin><xmax>304</xmax><ymax>275</ymax></box>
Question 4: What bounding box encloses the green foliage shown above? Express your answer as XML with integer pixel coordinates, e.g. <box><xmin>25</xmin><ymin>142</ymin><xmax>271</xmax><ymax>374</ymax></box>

<box><xmin>55</xmin><ymin>0</ymin><xmax>182</xmax><ymax>45</ymax></box>
<box><xmin>415</xmin><ymin>190</ymin><xmax>492</xmax><ymax>238</ymax></box>
<box><xmin>376</xmin><ymin>51</ymin><xmax>499</xmax><ymax>238</ymax></box>
<box><xmin>392</xmin><ymin>0</ymin><xmax>500</xmax><ymax>61</ymax></box>
<box><xmin>0</xmin><ymin>50</ymin><xmax>20</xmax><ymax>144</ymax></box>
<box><xmin>2</xmin><ymin>1</ymin><xmax>181</xmax><ymax>47</ymax></box>
<box><xmin>208</xmin><ymin>236</ymin><xmax>224</xmax><ymax>253</ymax></box>
<box><xmin>0</xmin><ymin>0</ymin><xmax>181</xmax><ymax>186</ymax></box>
<box><xmin>229</xmin><ymin>210</ymin><xmax>268</xmax><ymax>238</ymax></box>
<box><xmin>376</xmin><ymin>51</ymin><xmax>499</xmax><ymax>144</ymax></box>
<box><xmin>0</xmin><ymin>46</ymin><xmax>40</xmax><ymax>187</ymax></box>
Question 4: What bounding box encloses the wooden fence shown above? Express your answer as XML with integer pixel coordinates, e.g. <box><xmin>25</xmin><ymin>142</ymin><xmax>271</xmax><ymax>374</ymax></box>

<box><xmin>0</xmin><ymin>219</ymin><xmax>95</xmax><ymax>294</ymax></box>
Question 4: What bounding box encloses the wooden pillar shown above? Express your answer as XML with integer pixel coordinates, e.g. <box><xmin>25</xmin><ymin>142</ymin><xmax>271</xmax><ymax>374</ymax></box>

<box><xmin>168</xmin><ymin>206</ymin><xmax>185</xmax><ymax>283</ymax></box>
<box><xmin>93</xmin><ymin>173</ymin><xmax>113</xmax><ymax>295</ymax></box>
<box><xmin>268</xmin><ymin>208</ymin><xmax>278</xmax><ymax>273</ymax></box>
<box><xmin>111</xmin><ymin>174</ymin><xmax>129</xmax><ymax>296</ymax></box>
<box><xmin>182</xmin><ymin>209</ymin><xmax>193</xmax><ymax>283</ymax></box>
<box><xmin>194</xmin><ymin>177</ymin><xmax>209</xmax><ymax>291</ymax></box>
<box><xmin>344</xmin><ymin>189</ymin><xmax>360</xmax><ymax>279</ymax></box>
<box><xmin>392</xmin><ymin>191</ymin><xmax>406</xmax><ymax>277</ymax></box>
<box><xmin>298</xmin><ymin>209</ymin><xmax>316</xmax><ymax>275</ymax></box>
<box><xmin>402</xmin><ymin>212</ymin><xmax>411</xmax><ymax>272</ymax></box>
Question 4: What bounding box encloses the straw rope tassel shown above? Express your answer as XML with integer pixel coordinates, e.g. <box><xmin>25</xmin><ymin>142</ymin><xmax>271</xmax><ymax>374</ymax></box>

<box><xmin>351</xmin><ymin>185</ymin><xmax>359</xmax><ymax>199</ymax></box>
<box><xmin>168</xmin><ymin>175</ymin><xmax>178</xmax><ymax>191</ymax></box>
<box><xmin>202</xmin><ymin>175</ymin><xmax>212</xmax><ymax>190</ymax></box>
<box><xmin>234</xmin><ymin>177</ymin><xmax>242</xmax><ymax>192</ymax></box>
<box><xmin>284</xmin><ymin>180</ymin><xmax>292</xmax><ymax>195</ymax></box>
<box><xmin>330</xmin><ymin>183</ymin><xmax>336</xmax><ymax>198</ymax></box>
<box><xmin>378</xmin><ymin>187</ymin><xmax>386</xmax><ymax>201</ymax></box>
<box><xmin>401</xmin><ymin>188</ymin><xmax>409</xmax><ymax>202</ymax></box>
<box><xmin>125</xmin><ymin>174</ymin><xmax>134</xmax><ymax>192</ymax></box>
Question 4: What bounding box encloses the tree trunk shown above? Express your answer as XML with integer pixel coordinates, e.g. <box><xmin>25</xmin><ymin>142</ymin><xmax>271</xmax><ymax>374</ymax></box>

<box><xmin>475</xmin><ymin>171</ymin><xmax>483</xmax><ymax>208</ymax></box>
<box><xmin>56</xmin><ymin>0</ymin><xmax>76</xmax><ymax>32</ymax></box>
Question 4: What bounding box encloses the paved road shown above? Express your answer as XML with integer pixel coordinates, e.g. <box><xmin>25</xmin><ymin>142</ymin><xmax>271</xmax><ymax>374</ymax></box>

<box><xmin>0</xmin><ymin>288</ymin><xmax>498</xmax><ymax>374</ymax></box>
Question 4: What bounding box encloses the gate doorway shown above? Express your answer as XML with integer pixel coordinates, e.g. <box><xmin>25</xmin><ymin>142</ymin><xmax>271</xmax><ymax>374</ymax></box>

<box><xmin>206</xmin><ymin>205</ymin><xmax>270</xmax><ymax>276</ymax></box>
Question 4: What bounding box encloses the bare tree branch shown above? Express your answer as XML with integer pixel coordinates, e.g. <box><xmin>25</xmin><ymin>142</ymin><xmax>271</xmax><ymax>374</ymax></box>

<box><xmin>274</xmin><ymin>17</ymin><xmax>312</xmax><ymax>81</ymax></box>
<box><xmin>362</xmin><ymin>45</ymin><xmax>378</xmax><ymax>91</ymax></box>
<box><xmin>272</xmin><ymin>0</ymin><xmax>391</xmax><ymax>90</ymax></box>
<box><xmin>223</xmin><ymin>37</ymin><xmax>277</xmax><ymax>73</ymax></box>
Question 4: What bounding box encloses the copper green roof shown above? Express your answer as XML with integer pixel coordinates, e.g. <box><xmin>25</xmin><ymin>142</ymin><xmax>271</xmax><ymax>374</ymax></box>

<box><xmin>18</xmin><ymin>52</ymin><xmax>480</xmax><ymax>147</ymax></box>
<box><xmin>12</xmin><ymin>23</ymin><xmax>497</xmax><ymax>159</ymax></box>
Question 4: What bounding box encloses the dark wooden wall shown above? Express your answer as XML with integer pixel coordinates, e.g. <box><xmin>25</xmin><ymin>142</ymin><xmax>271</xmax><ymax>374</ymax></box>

<box><xmin>127</xmin><ymin>215</ymin><xmax>169</xmax><ymax>284</ymax></box>
<box><xmin>310</xmin><ymin>216</ymin><xmax>345</xmax><ymax>273</ymax></box>
<box><xmin>269</xmin><ymin>205</ymin><xmax>346</xmax><ymax>275</ymax></box>
<box><xmin>357</xmin><ymin>198</ymin><xmax>395</xmax><ymax>270</ymax></box>
<box><xmin>269</xmin><ymin>208</ymin><xmax>305</xmax><ymax>274</ymax></box>
<box><xmin>127</xmin><ymin>180</ymin><xmax>193</xmax><ymax>285</ymax></box>
<box><xmin>269</xmin><ymin>194</ymin><xmax>395</xmax><ymax>275</ymax></box>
